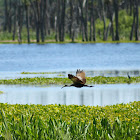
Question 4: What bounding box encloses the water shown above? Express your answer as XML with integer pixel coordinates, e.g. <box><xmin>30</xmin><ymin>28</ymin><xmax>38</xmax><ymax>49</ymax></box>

<box><xmin>0</xmin><ymin>43</ymin><xmax>140</xmax><ymax>106</ymax></box>
<box><xmin>0</xmin><ymin>43</ymin><xmax>140</xmax><ymax>72</ymax></box>
<box><xmin>0</xmin><ymin>84</ymin><xmax>139</xmax><ymax>106</ymax></box>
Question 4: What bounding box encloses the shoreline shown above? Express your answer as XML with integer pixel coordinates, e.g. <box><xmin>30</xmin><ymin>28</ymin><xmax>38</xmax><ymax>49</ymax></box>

<box><xmin>0</xmin><ymin>40</ymin><xmax>140</xmax><ymax>44</ymax></box>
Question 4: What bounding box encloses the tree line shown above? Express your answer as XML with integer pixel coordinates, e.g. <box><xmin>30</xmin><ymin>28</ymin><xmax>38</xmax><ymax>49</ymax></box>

<box><xmin>2</xmin><ymin>0</ymin><xmax>140</xmax><ymax>43</ymax></box>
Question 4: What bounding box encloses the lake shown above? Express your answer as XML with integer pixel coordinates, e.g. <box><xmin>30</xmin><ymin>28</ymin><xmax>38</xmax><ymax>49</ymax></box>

<box><xmin>0</xmin><ymin>43</ymin><xmax>140</xmax><ymax>72</ymax></box>
<box><xmin>0</xmin><ymin>43</ymin><xmax>140</xmax><ymax>106</ymax></box>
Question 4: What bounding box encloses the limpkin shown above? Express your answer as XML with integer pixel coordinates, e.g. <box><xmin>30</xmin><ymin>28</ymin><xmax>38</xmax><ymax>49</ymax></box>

<box><xmin>62</xmin><ymin>69</ymin><xmax>93</xmax><ymax>88</ymax></box>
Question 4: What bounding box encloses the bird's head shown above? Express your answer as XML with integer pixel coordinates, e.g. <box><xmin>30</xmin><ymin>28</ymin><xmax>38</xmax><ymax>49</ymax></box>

<box><xmin>61</xmin><ymin>85</ymin><xmax>68</xmax><ymax>89</ymax></box>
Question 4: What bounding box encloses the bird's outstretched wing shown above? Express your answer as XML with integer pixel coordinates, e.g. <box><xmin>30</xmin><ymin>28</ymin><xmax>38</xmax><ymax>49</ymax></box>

<box><xmin>68</xmin><ymin>69</ymin><xmax>86</xmax><ymax>85</ymax></box>
<box><xmin>68</xmin><ymin>74</ymin><xmax>84</xmax><ymax>85</ymax></box>
<box><xmin>76</xmin><ymin>69</ymin><xmax>86</xmax><ymax>84</ymax></box>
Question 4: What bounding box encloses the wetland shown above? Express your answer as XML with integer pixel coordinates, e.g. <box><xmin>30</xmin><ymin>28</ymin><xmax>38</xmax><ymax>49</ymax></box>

<box><xmin>0</xmin><ymin>43</ymin><xmax>140</xmax><ymax>139</ymax></box>
<box><xmin>0</xmin><ymin>43</ymin><xmax>140</xmax><ymax>106</ymax></box>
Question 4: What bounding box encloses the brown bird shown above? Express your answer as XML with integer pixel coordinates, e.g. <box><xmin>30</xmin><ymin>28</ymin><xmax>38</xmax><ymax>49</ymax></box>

<box><xmin>62</xmin><ymin>69</ymin><xmax>93</xmax><ymax>88</ymax></box>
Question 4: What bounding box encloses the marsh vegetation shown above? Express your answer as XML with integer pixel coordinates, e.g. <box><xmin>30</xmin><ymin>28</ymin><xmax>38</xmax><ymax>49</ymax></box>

<box><xmin>0</xmin><ymin>76</ymin><xmax>139</xmax><ymax>85</ymax></box>
<box><xmin>0</xmin><ymin>101</ymin><xmax>139</xmax><ymax>139</ymax></box>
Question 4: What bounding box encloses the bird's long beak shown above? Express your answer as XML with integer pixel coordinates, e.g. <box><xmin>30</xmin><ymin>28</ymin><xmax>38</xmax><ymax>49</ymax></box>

<box><xmin>61</xmin><ymin>85</ymin><xmax>67</xmax><ymax>89</ymax></box>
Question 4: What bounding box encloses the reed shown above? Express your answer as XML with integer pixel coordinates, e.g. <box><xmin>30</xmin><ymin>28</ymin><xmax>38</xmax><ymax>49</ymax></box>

<box><xmin>0</xmin><ymin>101</ymin><xmax>139</xmax><ymax>139</ymax></box>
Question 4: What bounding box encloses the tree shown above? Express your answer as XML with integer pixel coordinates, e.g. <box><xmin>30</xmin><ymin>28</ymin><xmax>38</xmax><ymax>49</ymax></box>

<box><xmin>4</xmin><ymin>0</ymin><xmax>12</xmax><ymax>32</ymax></box>
<box><xmin>25</xmin><ymin>0</ymin><xmax>30</xmax><ymax>43</ymax></box>
<box><xmin>12</xmin><ymin>0</ymin><xmax>17</xmax><ymax>41</ymax></box>
<box><xmin>40</xmin><ymin>0</ymin><xmax>46</xmax><ymax>42</ymax></box>
<box><xmin>135</xmin><ymin>0</ymin><xmax>139</xmax><ymax>41</ymax></box>
<box><xmin>58</xmin><ymin>0</ymin><xmax>66</xmax><ymax>42</ymax></box>
<box><xmin>130</xmin><ymin>1</ymin><xmax>136</xmax><ymax>40</ymax></box>
<box><xmin>105</xmin><ymin>0</ymin><xmax>115</xmax><ymax>41</ymax></box>
<box><xmin>130</xmin><ymin>0</ymin><xmax>139</xmax><ymax>41</ymax></box>
<box><xmin>85</xmin><ymin>0</ymin><xmax>88</xmax><ymax>41</ymax></box>
<box><xmin>69</xmin><ymin>0</ymin><xmax>78</xmax><ymax>42</ymax></box>
<box><xmin>3</xmin><ymin>0</ymin><xmax>8</xmax><ymax>31</ymax></box>
<box><xmin>29</xmin><ymin>0</ymin><xmax>47</xmax><ymax>43</ymax></box>
<box><xmin>113</xmin><ymin>0</ymin><xmax>119</xmax><ymax>41</ymax></box>
<box><xmin>17</xmin><ymin>1</ymin><xmax>23</xmax><ymax>43</ymax></box>
<box><xmin>61</xmin><ymin>0</ymin><xmax>66</xmax><ymax>41</ymax></box>
<box><xmin>92</xmin><ymin>0</ymin><xmax>96</xmax><ymax>41</ymax></box>
<box><xmin>69</xmin><ymin>0</ymin><xmax>73</xmax><ymax>39</ymax></box>
<box><xmin>55</xmin><ymin>0</ymin><xmax>60</xmax><ymax>42</ymax></box>
<box><xmin>89</xmin><ymin>0</ymin><xmax>96</xmax><ymax>41</ymax></box>
<box><xmin>100</xmin><ymin>0</ymin><xmax>107</xmax><ymax>41</ymax></box>
<box><xmin>78</xmin><ymin>0</ymin><xmax>85</xmax><ymax>42</ymax></box>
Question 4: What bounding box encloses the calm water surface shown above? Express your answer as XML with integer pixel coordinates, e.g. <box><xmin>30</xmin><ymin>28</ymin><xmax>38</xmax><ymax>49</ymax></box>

<box><xmin>0</xmin><ymin>84</ymin><xmax>139</xmax><ymax>106</ymax></box>
<box><xmin>0</xmin><ymin>43</ymin><xmax>140</xmax><ymax>73</ymax></box>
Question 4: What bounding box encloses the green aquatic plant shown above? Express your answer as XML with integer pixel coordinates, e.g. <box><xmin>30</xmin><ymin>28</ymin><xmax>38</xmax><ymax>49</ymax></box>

<box><xmin>57</xmin><ymin>74</ymin><xmax>65</xmax><ymax>77</ymax></box>
<box><xmin>21</xmin><ymin>72</ymin><xmax>57</xmax><ymax>74</ymax></box>
<box><xmin>21</xmin><ymin>72</ymin><xmax>65</xmax><ymax>77</ymax></box>
<box><xmin>0</xmin><ymin>76</ymin><xmax>139</xmax><ymax>85</ymax></box>
<box><xmin>0</xmin><ymin>101</ymin><xmax>139</xmax><ymax>139</ymax></box>
<box><xmin>0</xmin><ymin>91</ymin><xmax>3</xmax><ymax>94</ymax></box>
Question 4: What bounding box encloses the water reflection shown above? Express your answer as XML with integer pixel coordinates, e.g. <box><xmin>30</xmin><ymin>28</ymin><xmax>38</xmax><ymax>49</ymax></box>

<box><xmin>0</xmin><ymin>84</ymin><xmax>139</xmax><ymax>106</ymax></box>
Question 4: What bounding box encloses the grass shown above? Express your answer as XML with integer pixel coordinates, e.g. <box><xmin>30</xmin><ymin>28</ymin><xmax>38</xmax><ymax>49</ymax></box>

<box><xmin>21</xmin><ymin>72</ymin><xmax>65</xmax><ymax>77</ymax></box>
<box><xmin>21</xmin><ymin>72</ymin><xmax>57</xmax><ymax>74</ymax></box>
<box><xmin>0</xmin><ymin>101</ymin><xmax>139</xmax><ymax>139</ymax></box>
<box><xmin>0</xmin><ymin>76</ymin><xmax>139</xmax><ymax>85</ymax></box>
<box><xmin>0</xmin><ymin>39</ymin><xmax>140</xmax><ymax>44</ymax></box>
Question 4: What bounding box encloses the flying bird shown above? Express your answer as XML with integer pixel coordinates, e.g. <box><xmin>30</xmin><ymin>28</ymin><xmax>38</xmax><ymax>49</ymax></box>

<box><xmin>62</xmin><ymin>69</ymin><xmax>93</xmax><ymax>88</ymax></box>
